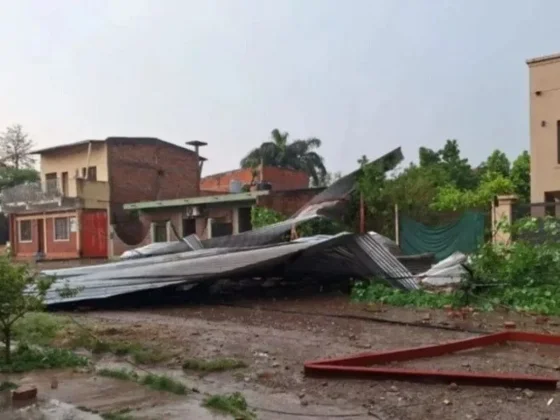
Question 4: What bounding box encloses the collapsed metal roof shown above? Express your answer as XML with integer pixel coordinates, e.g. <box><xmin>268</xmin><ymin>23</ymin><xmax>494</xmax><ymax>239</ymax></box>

<box><xmin>44</xmin><ymin>232</ymin><xmax>417</xmax><ymax>305</ymax></box>
<box><xmin>42</xmin><ymin>147</ymin><xmax>416</xmax><ymax>305</ymax></box>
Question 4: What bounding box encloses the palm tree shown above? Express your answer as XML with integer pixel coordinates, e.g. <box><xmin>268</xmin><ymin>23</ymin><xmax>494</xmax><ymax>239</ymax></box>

<box><xmin>240</xmin><ymin>129</ymin><xmax>327</xmax><ymax>186</ymax></box>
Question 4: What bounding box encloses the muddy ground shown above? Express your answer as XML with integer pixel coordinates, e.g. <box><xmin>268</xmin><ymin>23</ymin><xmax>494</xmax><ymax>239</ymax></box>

<box><xmin>5</xmin><ymin>293</ymin><xmax>560</xmax><ymax>419</ymax></box>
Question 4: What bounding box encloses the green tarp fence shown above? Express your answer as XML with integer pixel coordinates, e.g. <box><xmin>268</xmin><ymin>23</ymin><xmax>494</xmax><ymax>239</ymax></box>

<box><xmin>399</xmin><ymin>211</ymin><xmax>485</xmax><ymax>261</ymax></box>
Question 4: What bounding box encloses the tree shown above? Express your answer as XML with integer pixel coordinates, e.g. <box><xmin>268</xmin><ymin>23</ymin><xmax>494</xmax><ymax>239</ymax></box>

<box><xmin>511</xmin><ymin>151</ymin><xmax>530</xmax><ymax>203</ymax></box>
<box><xmin>0</xmin><ymin>257</ymin><xmax>54</xmax><ymax>363</ymax></box>
<box><xmin>240</xmin><ymin>129</ymin><xmax>327</xmax><ymax>186</ymax></box>
<box><xmin>431</xmin><ymin>171</ymin><xmax>514</xmax><ymax>211</ymax></box>
<box><xmin>479</xmin><ymin>150</ymin><xmax>510</xmax><ymax>179</ymax></box>
<box><xmin>0</xmin><ymin>167</ymin><xmax>39</xmax><ymax>190</ymax></box>
<box><xmin>418</xmin><ymin>140</ymin><xmax>477</xmax><ymax>190</ymax></box>
<box><xmin>0</xmin><ymin>124</ymin><xmax>35</xmax><ymax>169</ymax></box>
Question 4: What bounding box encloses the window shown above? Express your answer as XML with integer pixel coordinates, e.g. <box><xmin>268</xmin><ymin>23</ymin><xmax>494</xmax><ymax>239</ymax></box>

<box><xmin>19</xmin><ymin>220</ymin><xmax>32</xmax><ymax>242</ymax></box>
<box><xmin>54</xmin><ymin>217</ymin><xmax>70</xmax><ymax>241</ymax></box>
<box><xmin>61</xmin><ymin>172</ymin><xmax>69</xmax><ymax>195</ymax></box>
<box><xmin>153</xmin><ymin>222</ymin><xmax>168</xmax><ymax>242</ymax></box>
<box><xmin>87</xmin><ymin>166</ymin><xmax>97</xmax><ymax>181</ymax></box>
<box><xmin>81</xmin><ymin>167</ymin><xmax>87</xmax><ymax>178</ymax></box>
<box><xmin>557</xmin><ymin>120</ymin><xmax>560</xmax><ymax>164</ymax></box>
<box><xmin>45</xmin><ymin>173</ymin><xmax>58</xmax><ymax>194</ymax></box>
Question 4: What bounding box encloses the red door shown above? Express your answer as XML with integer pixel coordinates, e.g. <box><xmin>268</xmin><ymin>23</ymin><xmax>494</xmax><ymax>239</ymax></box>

<box><xmin>81</xmin><ymin>211</ymin><xmax>108</xmax><ymax>258</ymax></box>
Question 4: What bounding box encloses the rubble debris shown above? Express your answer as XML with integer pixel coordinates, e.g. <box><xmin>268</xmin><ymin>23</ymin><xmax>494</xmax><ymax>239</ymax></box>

<box><xmin>12</xmin><ymin>385</ymin><xmax>37</xmax><ymax>402</ymax></box>
<box><xmin>417</xmin><ymin>252</ymin><xmax>468</xmax><ymax>287</ymax></box>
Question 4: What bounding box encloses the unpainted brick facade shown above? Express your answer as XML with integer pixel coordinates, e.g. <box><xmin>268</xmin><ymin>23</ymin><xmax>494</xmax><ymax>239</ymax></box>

<box><xmin>201</xmin><ymin>166</ymin><xmax>309</xmax><ymax>193</ymax></box>
<box><xmin>107</xmin><ymin>137</ymin><xmax>200</xmax><ymax>219</ymax></box>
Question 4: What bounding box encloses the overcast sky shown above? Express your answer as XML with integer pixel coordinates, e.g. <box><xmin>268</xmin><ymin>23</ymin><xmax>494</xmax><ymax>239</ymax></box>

<box><xmin>0</xmin><ymin>0</ymin><xmax>558</xmax><ymax>176</ymax></box>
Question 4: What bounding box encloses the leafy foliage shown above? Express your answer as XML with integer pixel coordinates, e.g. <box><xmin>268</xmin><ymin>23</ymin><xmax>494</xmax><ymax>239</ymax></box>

<box><xmin>352</xmin><ymin>281</ymin><xmax>458</xmax><ymax>308</ymax></box>
<box><xmin>240</xmin><ymin>128</ymin><xmax>326</xmax><ymax>186</ymax></box>
<box><xmin>511</xmin><ymin>151</ymin><xmax>530</xmax><ymax>202</ymax></box>
<box><xmin>250</xmin><ymin>206</ymin><xmax>342</xmax><ymax>237</ymax></box>
<box><xmin>0</xmin><ymin>257</ymin><xmax>55</xmax><ymax>363</ymax></box>
<box><xmin>431</xmin><ymin>172</ymin><xmax>514</xmax><ymax>211</ymax></box>
<box><xmin>0</xmin><ymin>167</ymin><xmax>39</xmax><ymax>190</ymax></box>
<box><xmin>353</xmin><ymin>217</ymin><xmax>560</xmax><ymax>316</ymax></box>
<box><xmin>0</xmin><ymin>344</ymin><xmax>88</xmax><ymax>372</ymax></box>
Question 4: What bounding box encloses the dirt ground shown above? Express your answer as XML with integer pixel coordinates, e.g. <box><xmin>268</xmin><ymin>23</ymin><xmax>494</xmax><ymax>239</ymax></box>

<box><xmin>4</xmin><ymin>294</ymin><xmax>560</xmax><ymax>419</ymax></box>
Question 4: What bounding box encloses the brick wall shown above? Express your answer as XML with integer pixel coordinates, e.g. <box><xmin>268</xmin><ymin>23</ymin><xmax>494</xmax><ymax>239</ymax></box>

<box><xmin>13</xmin><ymin>211</ymin><xmax>79</xmax><ymax>260</ymax></box>
<box><xmin>257</xmin><ymin>188</ymin><xmax>324</xmax><ymax>217</ymax></box>
<box><xmin>107</xmin><ymin>137</ymin><xmax>200</xmax><ymax>218</ymax></box>
<box><xmin>201</xmin><ymin>166</ymin><xmax>309</xmax><ymax>192</ymax></box>
<box><xmin>262</xmin><ymin>167</ymin><xmax>309</xmax><ymax>191</ymax></box>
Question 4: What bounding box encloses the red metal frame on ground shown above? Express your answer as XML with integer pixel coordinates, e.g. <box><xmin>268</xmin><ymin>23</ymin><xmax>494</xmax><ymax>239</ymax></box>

<box><xmin>304</xmin><ymin>331</ymin><xmax>560</xmax><ymax>389</ymax></box>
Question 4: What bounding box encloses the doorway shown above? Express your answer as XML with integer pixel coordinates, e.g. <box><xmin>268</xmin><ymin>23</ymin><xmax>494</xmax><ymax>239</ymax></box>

<box><xmin>37</xmin><ymin>219</ymin><xmax>45</xmax><ymax>254</ymax></box>
<box><xmin>182</xmin><ymin>218</ymin><xmax>197</xmax><ymax>236</ymax></box>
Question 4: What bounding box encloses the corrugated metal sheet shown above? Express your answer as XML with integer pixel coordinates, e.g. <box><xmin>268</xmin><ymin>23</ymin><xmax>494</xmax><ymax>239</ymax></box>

<box><xmin>44</xmin><ymin>233</ymin><xmax>417</xmax><ymax>305</ymax></box>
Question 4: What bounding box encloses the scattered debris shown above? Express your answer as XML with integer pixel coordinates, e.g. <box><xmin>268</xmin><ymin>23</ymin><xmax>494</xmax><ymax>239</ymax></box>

<box><xmin>304</xmin><ymin>331</ymin><xmax>560</xmax><ymax>389</ymax></box>
<box><xmin>523</xmin><ymin>389</ymin><xmax>535</xmax><ymax>399</ymax></box>
<box><xmin>12</xmin><ymin>385</ymin><xmax>37</xmax><ymax>402</ymax></box>
<box><xmin>418</xmin><ymin>252</ymin><xmax>468</xmax><ymax>287</ymax></box>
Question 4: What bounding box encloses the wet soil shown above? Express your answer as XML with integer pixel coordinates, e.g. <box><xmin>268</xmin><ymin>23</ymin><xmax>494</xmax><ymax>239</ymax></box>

<box><xmin>6</xmin><ymin>294</ymin><xmax>560</xmax><ymax>419</ymax></box>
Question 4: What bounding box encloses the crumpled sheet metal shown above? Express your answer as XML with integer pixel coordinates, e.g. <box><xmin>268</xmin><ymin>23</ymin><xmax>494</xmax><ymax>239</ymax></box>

<box><xmin>44</xmin><ymin>233</ymin><xmax>416</xmax><ymax>305</ymax></box>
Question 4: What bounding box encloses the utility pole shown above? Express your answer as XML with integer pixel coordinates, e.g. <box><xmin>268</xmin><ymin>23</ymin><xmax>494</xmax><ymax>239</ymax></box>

<box><xmin>186</xmin><ymin>140</ymin><xmax>207</xmax><ymax>195</ymax></box>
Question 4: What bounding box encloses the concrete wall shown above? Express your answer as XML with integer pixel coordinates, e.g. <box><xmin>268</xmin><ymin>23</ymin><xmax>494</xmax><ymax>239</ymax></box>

<box><xmin>528</xmin><ymin>55</ymin><xmax>560</xmax><ymax>202</ymax></box>
<box><xmin>40</xmin><ymin>143</ymin><xmax>108</xmax><ymax>197</ymax></box>
<box><xmin>75</xmin><ymin>179</ymin><xmax>110</xmax><ymax>209</ymax></box>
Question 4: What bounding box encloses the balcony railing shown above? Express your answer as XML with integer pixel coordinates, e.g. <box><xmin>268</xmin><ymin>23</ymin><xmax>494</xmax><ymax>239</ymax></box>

<box><xmin>1</xmin><ymin>180</ymin><xmax>63</xmax><ymax>207</ymax></box>
<box><xmin>0</xmin><ymin>177</ymin><xmax>110</xmax><ymax>212</ymax></box>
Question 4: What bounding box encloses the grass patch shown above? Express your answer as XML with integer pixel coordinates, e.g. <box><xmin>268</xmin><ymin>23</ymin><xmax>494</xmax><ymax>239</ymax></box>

<box><xmin>182</xmin><ymin>358</ymin><xmax>247</xmax><ymax>373</ymax></box>
<box><xmin>97</xmin><ymin>368</ymin><xmax>186</xmax><ymax>395</ymax></box>
<box><xmin>140</xmin><ymin>373</ymin><xmax>187</xmax><ymax>395</ymax></box>
<box><xmin>203</xmin><ymin>392</ymin><xmax>255</xmax><ymax>419</ymax></box>
<box><xmin>97</xmin><ymin>368</ymin><xmax>139</xmax><ymax>381</ymax></box>
<box><xmin>101</xmin><ymin>409</ymin><xmax>133</xmax><ymax>420</ymax></box>
<box><xmin>67</xmin><ymin>328</ymin><xmax>169</xmax><ymax>364</ymax></box>
<box><xmin>0</xmin><ymin>381</ymin><xmax>17</xmax><ymax>391</ymax></box>
<box><xmin>13</xmin><ymin>312</ymin><xmax>67</xmax><ymax>346</ymax></box>
<box><xmin>0</xmin><ymin>344</ymin><xmax>88</xmax><ymax>373</ymax></box>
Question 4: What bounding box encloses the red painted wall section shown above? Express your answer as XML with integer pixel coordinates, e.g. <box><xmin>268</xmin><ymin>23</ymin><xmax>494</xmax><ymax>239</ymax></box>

<box><xmin>45</xmin><ymin>215</ymin><xmax>79</xmax><ymax>259</ymax></box>
<box><xmin>13</xmin><ymin>212</ymin><xmax>79</xmax><ymax>260</ymax></box>
<box><xmin>81</xmin><ymin>210</ymin><xmax>108</xmax><ymax>258</ymax></box>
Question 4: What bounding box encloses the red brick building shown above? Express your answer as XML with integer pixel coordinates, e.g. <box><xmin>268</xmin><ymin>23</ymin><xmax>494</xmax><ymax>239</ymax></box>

<box><xmin>124</xmin><ymin>187</ymin><xmax>323</xmax><ymax>243</ymax></box>
<box><xmin>6</xmin><ymin>137</ymin><xmax>203</xmax><ymax>260</ymax></box>
<box><xmin>201</xmin><ymin>166</ymin><xmax>309</xmax><ymax>193</ymax></box>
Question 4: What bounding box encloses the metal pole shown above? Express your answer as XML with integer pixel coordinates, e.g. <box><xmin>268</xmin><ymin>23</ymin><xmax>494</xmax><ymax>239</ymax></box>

<box><xmin>395</xmin><ymin>203</ymin><xmax>400</xmax><ymax>245</ymax></box>
<box><xmin>359</xmin><ymin>192</ymin><xmax>365</xmax><ymax>234</ymax></box>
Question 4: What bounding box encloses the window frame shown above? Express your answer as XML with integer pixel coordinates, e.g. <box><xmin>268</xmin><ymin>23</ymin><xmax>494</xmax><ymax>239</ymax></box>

<box><xmin>53</xmin><ymin>217</ymin><xmax>70</xmax><ymax>241</ymax></box>
<box><xmin>153</xmin><ymin>221</ymin><xmax>168</xmax><ymax>243</ymax></box>
<box><xmin>18</xmin><ymin>220</ymin><xmax>32</xmax><ymax>243</ymax></box>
